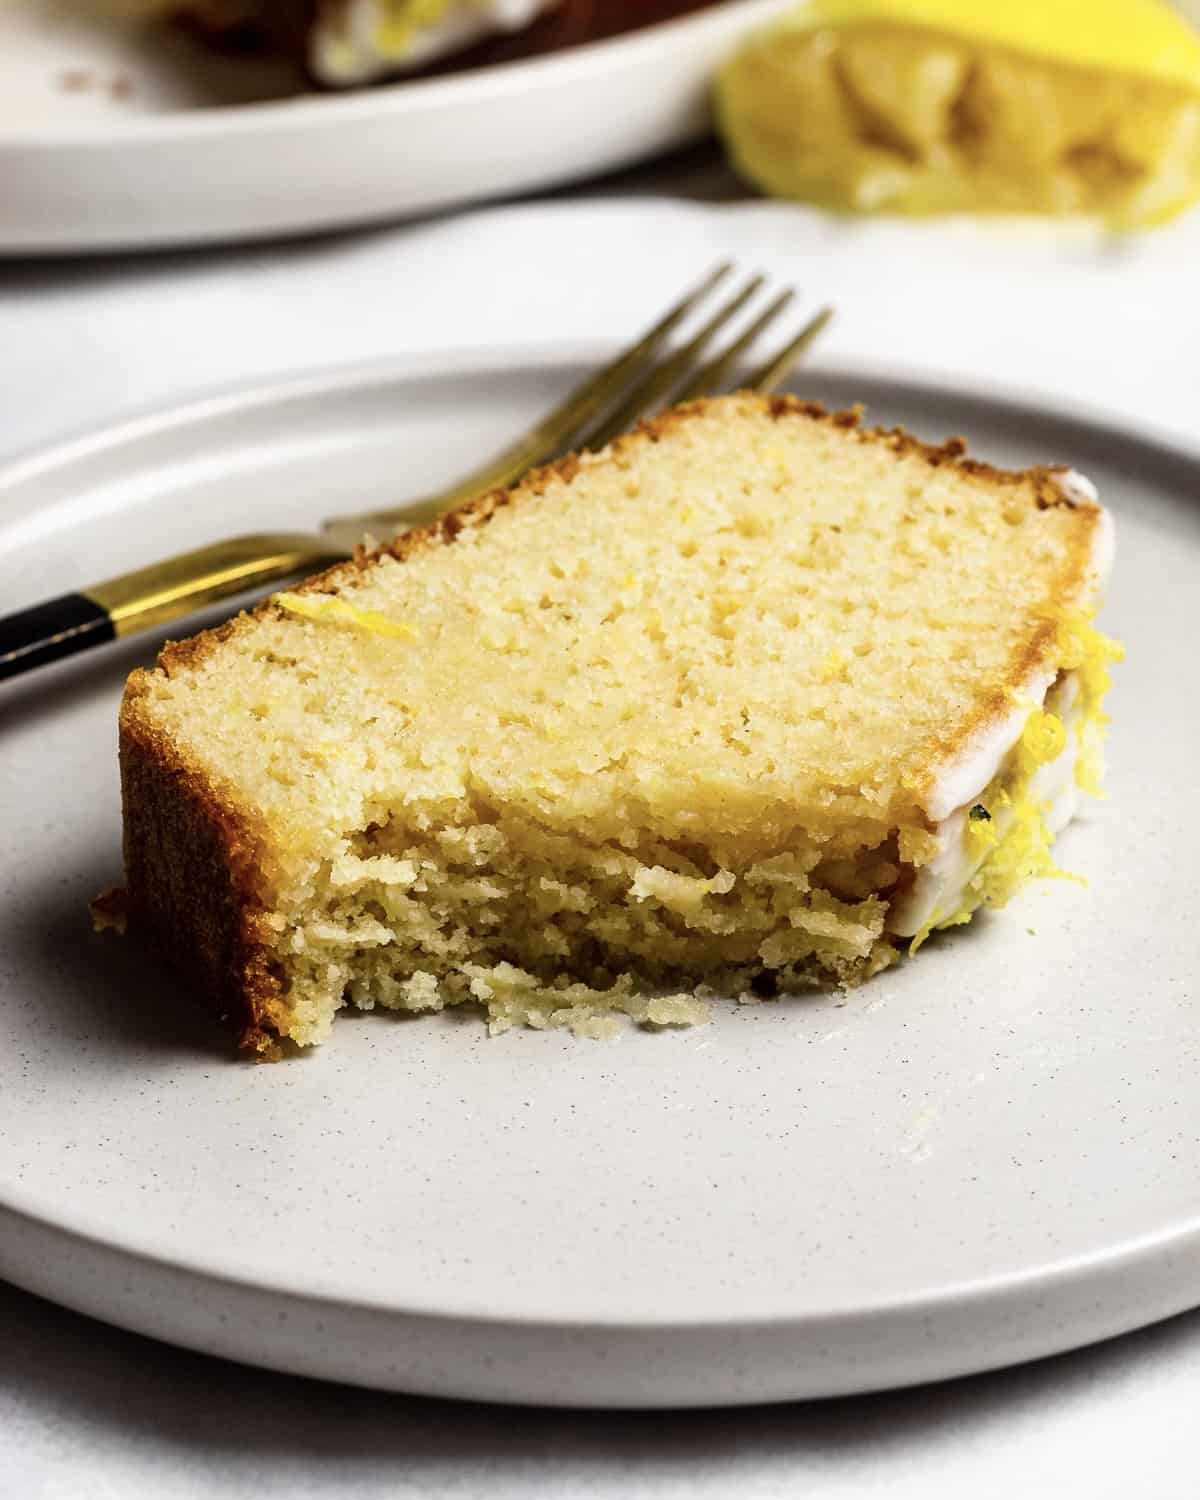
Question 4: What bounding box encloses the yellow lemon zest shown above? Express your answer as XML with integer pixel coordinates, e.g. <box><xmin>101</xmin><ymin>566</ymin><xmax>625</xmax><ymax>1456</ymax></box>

<box><xmin>275</xmin><ymin>592</ymin><xmax>418</xmax><ymax>641</ymax></box>
<box><xmin>1019</xmin><ymin>708</ymin><xmax>1067</xmax><ymax>766</ymax></box>
<box><xmin>909</xmin><ymin>611</ymin><xmax>1120</xmax><ymax>953</ymax></box>
<box><xmin>1058</xmin><ymin>611</ymin><xmax>1125</xmax><ymax>795</ymax></box>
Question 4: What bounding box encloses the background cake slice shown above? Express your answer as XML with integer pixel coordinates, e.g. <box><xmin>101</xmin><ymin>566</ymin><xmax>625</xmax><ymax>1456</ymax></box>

<box><xmin>244</xmin><ymin>0</ymin><xmax>718</xmax><ymax>88</ymax></box>
<box><xmin>116</xmin><ymin>394</ymin><xmax>1117</xmax><ymax>1054</ymax></box>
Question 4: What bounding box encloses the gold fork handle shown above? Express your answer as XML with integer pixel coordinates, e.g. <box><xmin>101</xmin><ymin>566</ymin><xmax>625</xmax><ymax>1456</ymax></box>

<box><xmin>1</xmin><ymin>534</ymin><xmax>342</xmax><ymax>683</ymax></box>
<box><xmin>87</xmin><ymin>533</ymin><xmax>344</xmax><ymax>637</ymax></box>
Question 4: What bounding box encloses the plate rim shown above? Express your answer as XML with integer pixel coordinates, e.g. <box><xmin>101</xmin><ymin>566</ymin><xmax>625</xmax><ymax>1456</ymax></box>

<box><xmin>5</xmin><ymin>1155</ymin><xmax>1200</xmax><ymax>1335</ymax></box>
<box><xmin>3</xmin><ymin>343</ymin><xmax>1200</xmax><ymax>1353</ymax></box>
<box><xmin>5</xmin><ymin>339</ymin><xmax>1200</xmax><ymax>511</ymax></box>
<box><xmin>4</xmin><ymin>345</ymin><xmax>1194</xmax><ymax>1398</ymax></box>
<box><xmin>0</xmin><ymin>0</ymin><xmax>787</xmax><ymax>146</ymax></box>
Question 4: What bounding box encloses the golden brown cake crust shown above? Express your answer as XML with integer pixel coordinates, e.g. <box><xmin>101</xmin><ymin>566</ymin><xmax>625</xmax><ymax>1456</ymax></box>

<box><xmin>120</xmin><ymin>678</ymin><xmax>286</xmax><ymax>1055</ymax></box>
<box><xmin>116</xmin><ymin>395</ymin><xmax>1104</xmax><ymax>1054</ymax></box>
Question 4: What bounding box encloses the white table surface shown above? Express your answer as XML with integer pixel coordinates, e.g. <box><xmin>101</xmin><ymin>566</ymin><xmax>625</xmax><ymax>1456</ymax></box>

<box><xmin>4</xmin><ymin>148</ymin><xmax>1200</xmax><ymax>1497</ymax></box>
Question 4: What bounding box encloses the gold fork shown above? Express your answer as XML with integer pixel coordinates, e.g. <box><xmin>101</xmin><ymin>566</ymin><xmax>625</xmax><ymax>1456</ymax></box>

<box><xmin>0</xmin><ymin>265</ymin><xmax>831</xmax><ymax>682</ymax></box>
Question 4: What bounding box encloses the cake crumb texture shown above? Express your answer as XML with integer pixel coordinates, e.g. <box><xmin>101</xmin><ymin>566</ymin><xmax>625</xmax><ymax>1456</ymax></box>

<box><xmin>118</xmin><ymin>394</ymin><xmax>1110</xmax><ymax>1050</ymax></box>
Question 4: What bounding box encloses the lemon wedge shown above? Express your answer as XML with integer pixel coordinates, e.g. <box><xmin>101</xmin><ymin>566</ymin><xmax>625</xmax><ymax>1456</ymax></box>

<box><xmin>716</xmin><ymin>0</ymin><xmax>1200</xmax><ymax>225</ymax></box>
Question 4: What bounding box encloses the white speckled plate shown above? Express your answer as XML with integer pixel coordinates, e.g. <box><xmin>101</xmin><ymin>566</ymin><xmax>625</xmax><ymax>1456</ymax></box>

<box><xmin>0</xmin><ymin>0</ymin><xmax>787</xmax><ymax>254</ymax></box>
<box><xmin>1</xmin><ymin>349</ymin><xmax>1198</xmax><ymax>1408</ymax></box>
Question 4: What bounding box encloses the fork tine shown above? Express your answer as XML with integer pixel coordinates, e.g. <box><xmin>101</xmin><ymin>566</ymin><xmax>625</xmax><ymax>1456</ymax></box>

<box><xmin>505</xmin><ymin>259</ymin><xmax>733</xmax><ymax>464</ymax></box>
<box><xmin>743</xmin><ymin>306</ymin><xmax>834</xmax><ymax>395</ymax></box>
<box><xmin>673</xmin><ymin>287</ymin><xmax>796</xmax><ymax>404</ymax></box>
<box><xmin>575</xmin><ymin>273</ymin><xmax>767</xmax><ymax>454</ymax></box>
<box><xmin>325</xmin><ymin>261</ymin><xmax>733</xmax><ymax>545</ymax></box>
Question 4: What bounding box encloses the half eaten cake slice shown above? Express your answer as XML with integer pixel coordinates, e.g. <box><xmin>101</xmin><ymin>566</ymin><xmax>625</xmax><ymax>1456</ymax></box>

<box><xmin>116</xmin><ymin>394</ymin><xmax>1119</xmax><ymax>1053</ymax></box>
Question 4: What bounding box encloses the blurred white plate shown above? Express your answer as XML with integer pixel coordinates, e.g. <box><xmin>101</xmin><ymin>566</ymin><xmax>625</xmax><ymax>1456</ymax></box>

<box><xmin>1</xmin><ymin>348</ymin><xmax>1199</xmax><ymax>1406</ymax></box>
<box><xmin>0</xmin><ymin>0</ymin><xmax>785</xmax><ymax>254</ymax></box>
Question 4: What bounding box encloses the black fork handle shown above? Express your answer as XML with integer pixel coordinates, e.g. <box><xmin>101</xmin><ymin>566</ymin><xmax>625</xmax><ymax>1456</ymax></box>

<box><xmin>0</xmin><ymin>593</ymin><xmax>115</xmax><ymax>682</ymax></box>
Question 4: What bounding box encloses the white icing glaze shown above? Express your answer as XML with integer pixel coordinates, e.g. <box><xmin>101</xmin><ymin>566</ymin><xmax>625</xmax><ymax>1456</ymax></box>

<box><xmin>312</xmin><ymin>0</ymin><xmax>557</xmax><ymax>86</ymax></box>
<box><xmin>1054</xmin><ymin>467</ymin><xmax>1099</xmax><ymax>507</ymax></box>
<box><xmin>889</xmin><ymin>676</ymin><xmax>1081</xmax><ymax>938</ymax></box>
<box><xmin>921</xmin><ymin>481</ymin><xmax>1113</xmax><ymax>824</ymax></box>
<box><xmin>888</xmin><ymin>473</ymin><xmax>1113</xmax><ymax>938</ymax></box>
<box><xmin>921</xmin><ymin>663</ymin><xmax>1059</xmax><ymax>824</ymax></box>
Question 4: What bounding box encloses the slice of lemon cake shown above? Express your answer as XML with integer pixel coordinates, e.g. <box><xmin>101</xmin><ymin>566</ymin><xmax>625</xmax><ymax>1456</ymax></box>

<box><xmin>116</xmin><ymin>395</ymin><xmax>1118</xmax><ymax>1054</ymax></box>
